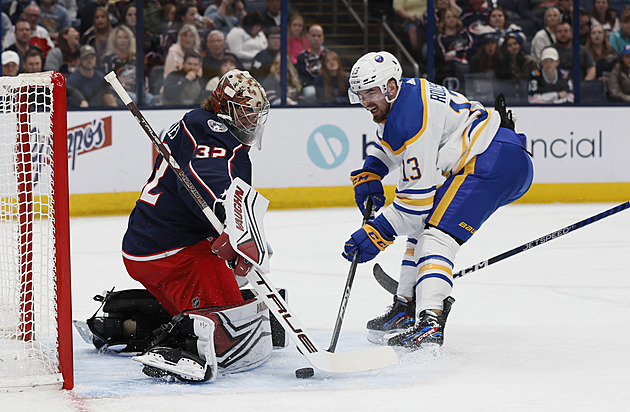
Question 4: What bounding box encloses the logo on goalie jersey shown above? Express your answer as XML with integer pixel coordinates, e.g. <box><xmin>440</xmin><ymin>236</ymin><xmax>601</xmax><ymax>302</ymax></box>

<box><xmin>207</xmin><ymin>119</ymin><xmax>228</xmax><ymax>133</ymax></box>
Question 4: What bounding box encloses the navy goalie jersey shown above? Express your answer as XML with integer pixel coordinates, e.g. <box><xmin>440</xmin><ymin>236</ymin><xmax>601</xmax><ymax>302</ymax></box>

<box><xmin>122</xmin><ymin>109</ymin><xmax>252</xmax><ymax>260</ymax></box>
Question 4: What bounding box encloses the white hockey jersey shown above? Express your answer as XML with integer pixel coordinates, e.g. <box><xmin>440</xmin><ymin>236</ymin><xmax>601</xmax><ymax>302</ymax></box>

<box><xmin>366</xmin><ymin>78</ymin><xmax>501</xmax><ymax>236</ymax></box>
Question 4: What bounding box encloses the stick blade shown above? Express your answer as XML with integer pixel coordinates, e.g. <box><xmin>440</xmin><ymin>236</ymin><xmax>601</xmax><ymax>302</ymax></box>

<box><xmin>322</xmin><ymin>346</ymin><xmax>398</xmax><ymax>373</ymax></box>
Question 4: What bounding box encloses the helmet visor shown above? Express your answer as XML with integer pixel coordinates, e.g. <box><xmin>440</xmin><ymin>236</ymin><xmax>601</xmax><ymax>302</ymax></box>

<box><xmin>348</xmin><ymin>87</ymin><xmax>386</xmax><ymax>104</ymax></box>
<box><xmin>227</xmin><ymin>100</ymin><xmax>270</xmax><ymax>148</ymax></box>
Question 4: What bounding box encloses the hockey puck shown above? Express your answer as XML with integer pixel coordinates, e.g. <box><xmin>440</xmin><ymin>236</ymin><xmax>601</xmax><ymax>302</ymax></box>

<box><xmin>295</xmin><ymin>367</ymin><xmax>314</xmax><ymax>379</ymax></box>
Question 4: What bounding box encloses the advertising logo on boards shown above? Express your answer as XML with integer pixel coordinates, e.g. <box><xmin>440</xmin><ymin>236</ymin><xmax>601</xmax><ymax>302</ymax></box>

<box><xmin>67</xmin><ymin>116</ymin><xmax>112</xmax><ymax>169</ymax></box>
<box><xmin>306</xmin><ymin>124</ymin><xmax>349</xmax><ymax>169</ymax></box>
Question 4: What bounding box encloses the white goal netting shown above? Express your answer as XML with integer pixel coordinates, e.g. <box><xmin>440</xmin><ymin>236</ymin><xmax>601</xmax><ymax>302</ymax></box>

<box><xmin>0</xmin><ymin>73</ymin><xmax>70</xmax><ymax>390</ymax></box>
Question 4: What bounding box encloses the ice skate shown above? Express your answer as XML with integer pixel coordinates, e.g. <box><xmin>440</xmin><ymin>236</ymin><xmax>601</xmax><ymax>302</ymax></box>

<box><xmin>366</xmin><ymin>296</ymin><xmax>415</xmax><ymax>345</ymax></box>
<box><xmin>133</xmin><ymin>346</ymin><xmax>215</xmax><ymax>382</ymax></box>
<box><xmin>387</xmin><ymin>296</ymin><xmax>455</xmax><ymax>350</ymax></box>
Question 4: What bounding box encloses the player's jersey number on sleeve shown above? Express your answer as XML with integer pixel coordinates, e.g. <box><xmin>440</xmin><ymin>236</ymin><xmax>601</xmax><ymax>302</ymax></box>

<box><xmin>402</xmin><ymin>157</ymin><xmax>421</xmax><ymax>181</ymax></box>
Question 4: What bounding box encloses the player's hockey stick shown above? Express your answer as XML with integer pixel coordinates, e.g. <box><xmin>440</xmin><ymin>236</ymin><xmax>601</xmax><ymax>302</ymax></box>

<box><xmin>327</xmin><ymin>198</ymin><xmax>374</xmax><ymax>352</ymax></box>
<box><xmin>372</xmin><ymin>201</ymin><xmax>630</xmax><ymax>294</ymax></box>
<box><xmin>105</xmin><ymin>72</ymin><xmax>398</xmax><ymax>374</ymax></box>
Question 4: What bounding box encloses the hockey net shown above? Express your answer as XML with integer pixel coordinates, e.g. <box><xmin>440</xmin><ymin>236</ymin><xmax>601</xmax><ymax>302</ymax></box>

<box><xmin>0</xmin><ymin>72</ymin><xmax>72</xmax><ymax>390</ymax></box>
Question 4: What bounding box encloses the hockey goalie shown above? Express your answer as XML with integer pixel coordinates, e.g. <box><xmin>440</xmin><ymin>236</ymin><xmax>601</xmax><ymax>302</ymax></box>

<box><xmin>76</xmin><ymin>70</ymin><xmax>283</xmax><ymax>382</ymax></box>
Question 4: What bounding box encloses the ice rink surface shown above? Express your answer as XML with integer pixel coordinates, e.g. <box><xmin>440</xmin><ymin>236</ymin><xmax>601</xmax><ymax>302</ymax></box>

<box><xmin>4</xmin><ymin>203</ymin><xmax>630</xmax><ymax>411</ymax></box>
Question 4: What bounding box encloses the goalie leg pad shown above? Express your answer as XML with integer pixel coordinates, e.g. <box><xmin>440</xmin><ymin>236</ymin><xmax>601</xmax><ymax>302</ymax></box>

<box><xmin>188</xmin><ymin>296</ymin><xmax>272</xmax><ymax>374</ymax></box>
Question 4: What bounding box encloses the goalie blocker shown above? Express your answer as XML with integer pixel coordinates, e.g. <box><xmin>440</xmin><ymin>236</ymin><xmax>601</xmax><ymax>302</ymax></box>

<box><xmin>74</xmin><ymin>288</ymin><xmax>289</xmax><ymax>381</ymax></box>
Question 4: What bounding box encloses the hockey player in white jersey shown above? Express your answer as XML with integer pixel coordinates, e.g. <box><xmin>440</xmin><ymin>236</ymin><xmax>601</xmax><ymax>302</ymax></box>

<box><xmin>342</xmin><ymin>51</ymin><xmax>533</xmax><ymax>349</ymax></box>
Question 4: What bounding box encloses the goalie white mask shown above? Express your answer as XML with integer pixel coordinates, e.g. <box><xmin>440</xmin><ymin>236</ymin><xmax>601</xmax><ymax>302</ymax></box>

<box><xmin>210</xmin><ymin>70</ymin><xmax>270</xmax><ymax>149</ymax></box>
<box><xmin>348</xmin><ymin>51</ymin><xmax>403</xmax><ymax>105</ymax></box>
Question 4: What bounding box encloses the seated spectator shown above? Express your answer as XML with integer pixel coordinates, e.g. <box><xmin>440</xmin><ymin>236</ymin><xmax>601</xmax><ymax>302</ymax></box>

<box><xmin>609</xmin><ymin>8</ymin><xmax>630</xmax><ymax>54</ymax></box>
<box><xmin>607</xmin><ymin>43</ymin><xmax>630</xmax><ymax>101</ymax></box>
<box><xmin>39</xmin><ymin>0</ymin><xmax>71</xmax><ymax>44</ymax></box>
<box><xmin>435</xmin><ymin>7</ymin><xmax>472</xmax><ymax>89</ymax></box>
<box><xmin>469</xmin><ymin>36</ymin><xmax>501</xmax><ymax>75</ymax></box>
<box><xmin>3</xmin><ymin>4</ymin><xmax>54</xmax><ymax>59</ymax></box>
<box><xmin>120</xmin><ymin>3</ymin><xmax>136</xmax><ymax>32</ymax></box>
<box><xmin>481</xmin><ymin>7</ymin><xmax>526</xmax><ymax>47</ymax></box>
<box><xmin>81</xmin><ymin>6</ymin><xmax>113</xmax><ymax>68</ymax></box>
<box><xmin>531</xmin><ymin>7</ymin><xmax>561</xmax><ymax>62</ymax></box>
<box><xmin>2</xmin><ymin>50</ymin><xmax>20</xmax><ymax>76</ymax></box>
<box><xmin>250</xmin><ymin>25</ymin><xmax>280</xmax><ymax>80</ymax></box>
<box><xmin>494</xmin><ymin>0</ymin><xmax>537</xmax><ymax>38</ymax></box>
<box><xmin>460</xmin><ymin>0</ymin><xmax>489</xmax><ymax>55</ymax></box>
<box><xmin>101</xmin><ymin>25</ymin><xmax>153</xmax><ymax>105</ymax></box>
<box><xmin>66</xmin><ymin>45</ymin><xmax>117</xmax><ymax>107</ymax></box>
<box><xmin>497</xmin><ymin>33</ymin><xmax>538</xmax><ymax>81</ymax></box>
<box><xmin>158</xmin><ymin>4</ymin><xmax>177</xmax><ymax>37</ymax></box>
<box><xmin>23</xmin><ymin>47</ymin><xmax>43</xmax><ymax>73</ymax></box>
<box><xmin>164</xmin><ymin>24</ymin><xmax>202</xmax><ymax>79</ymax></box>
<box><xmin>261</xmin><ymin>0</ymin><xmax>281</xmax><ymax>36</ymax></box>
<box><xmin>554</xmin><ymin>21</ymin><xmax>596</xmax><ymax>80</ymax></box>
<box><xmin>44</xmin><ymin>26</ymin><xmax>80</xmax><ymax>76</ymax></box>
<box><xmin>261</xmin><ymin>52</ymin><xmax>302</xmax><ymax>105</ymax></box>
<box><xmin>296</xmin><ymin>24</ymin><xmax>327</xmax><ymax>103</ymax></box>
<box><xmin>586</xmin><ymin>23</ymin><xmax>618</xmax><ymax>82</ymax></box>
<box><xmin>557</xmin><ymin>0</ymin><xmax>573</xmax><ymax>24</ymax></box>
<box><xmin>579</xmin><ymin>8</ymin><xmax>591</xmax><ymax>45</ymax></box>
<box><xmin>202</xmin><ymin>29</ymin><xmax>242</xmax><ymax>82</ymax></box>
<box><xmin>2</xmin><ymin>0</ymin><xmax>30</xmax><ymax>25</ymax></box>
<box><xmin>77</xmin><ymin>0</ymin><xmax>119</xmax><ymax>34</ymax></box>
<box><xmin>2</xmin><ymin>12</ymin><xmax>12</xmax><ymax>44</ymax></box>
<box><xmin>204</xmin><ymin>0</ymin><xmax>246</xmax><ymax>37</ymax></box>
<box><xmin>225</xmin><ymin>10</ymin><xmax>267</xmax><ymax>69</ymax></box>
<box><xmin>287</xmin><ymin>13</ymin><xmax>307</xmax><ymax>65</ymax></box>
<box><xmin>5</xmin><ymin>20</ymin><xmax>34</xmax><ymax>73</ymax></box>
<box><xmin>530</xmin><ymin>0</ymin><xmax>559</xmax><ymax>22</ymax></box>
<box><xmin>393</xmin><ymin>0</ymin><xmax>426</xmax><ymax>54</ymax></box>
<box><xmin>314</xmin><ymin>50</ymin><xmax>349</xmax><ymax>105</ymax></box>
<box><xmin>163</xmin><ymin>50</ymin><xmax>208</xmax><ymax>105</ymax></box>
<box><xmin>589</xmin><ymin>0</ymin><xmax>619</xmax><ymax>37</ymax></box>
<box><xmin>160</xmin><ymin>4</ymin><xmax>212</xmax><ymax>59</ymax></box>
<box><xmin>205</xmin><ymin>54</ymin><xmax>238</xmax><ymax>92</ymax></box>
<box><xmin>528</xmin><ymin>47</ymin><xmax>574</xmax><ymax>103</ymax></box>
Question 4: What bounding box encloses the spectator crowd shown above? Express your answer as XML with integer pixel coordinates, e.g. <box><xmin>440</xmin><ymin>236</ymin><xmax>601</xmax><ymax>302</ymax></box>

<box><xmin>1</xmin><ymin>0</ymin><xmax>629</xmax><ymax>106</ymax></box>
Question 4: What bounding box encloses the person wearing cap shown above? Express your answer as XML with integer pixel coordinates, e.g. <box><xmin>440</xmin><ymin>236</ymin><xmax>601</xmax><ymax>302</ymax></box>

<box><xmin>607</xmin><ymin>43</ymin><xmax>630</xmax><ymax>102</ymax></box>
<box><xmin>2</xmin><ymin>50</ymin><xmax>20</xmax><ymax>76</ymax></box>
<box><xmin>528</xmin><ymin>46</ymin><xmax>574</xmax><ymax>103</ymax></box>
<box><xmin>66</xmin><ymin>45</ymin><xmax>117</xmax><ymax>107</ymax></box>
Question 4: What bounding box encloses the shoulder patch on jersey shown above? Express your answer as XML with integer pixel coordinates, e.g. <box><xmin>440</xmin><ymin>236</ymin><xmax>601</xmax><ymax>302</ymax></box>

<box><xmin>406</xmin><ymin>79</ymin><xmax>416</xmax><ymax>85</ymax></box>
<box><xmin>208</xmin><ymin>119</ymin><xmax>228</xmax><ymax>133</ymax></box>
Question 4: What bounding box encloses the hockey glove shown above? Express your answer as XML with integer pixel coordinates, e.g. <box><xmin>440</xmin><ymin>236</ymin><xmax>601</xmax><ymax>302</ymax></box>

<box><xmin>211</xmin><ymin>232</ymin><xmax>253</xmax><ymax>277</ymax></box>
<box><xmin>350</xmin><ymin>168</ymin><xmax>385</xmax><ymax>215</ymax></box>
<box><xmin>343</xmin><ymin>222</ymin><xmax>394</xmax><ymax>263</ymax></box>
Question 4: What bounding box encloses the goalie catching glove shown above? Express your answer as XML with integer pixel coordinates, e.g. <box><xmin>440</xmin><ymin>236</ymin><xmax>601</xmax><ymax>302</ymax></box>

<box><xmin>211</xmin><ymin>232</ymin><xmax>253</xmax><ymax>277</ymax></box>
<box><xmin>343</xmin><ymin>218</ymin><xmax>395</xmax><ymax>263</ymax></box>
<box><xmin>351</xmin><ymin>167</ymin><xmax>386</xmax><ymax>215</ymax></box>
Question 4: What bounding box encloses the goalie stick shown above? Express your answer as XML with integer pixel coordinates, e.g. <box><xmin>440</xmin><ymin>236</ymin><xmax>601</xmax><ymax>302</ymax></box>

<box><xmin>104</xmin><ymin>72</ymin><xmax>398</xmax><ymax>374</ymax></box>
<box><xmin>372</xmin><ymin>201</ymin><xmax>630</xmax><ymax>295</ymax></box>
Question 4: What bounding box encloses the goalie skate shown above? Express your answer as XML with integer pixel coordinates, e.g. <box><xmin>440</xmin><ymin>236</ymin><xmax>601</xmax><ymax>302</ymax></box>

<box><xmin>133</xmin><ymin>347</ymin><xmax>216</xmax><ymax>382</ymax></box>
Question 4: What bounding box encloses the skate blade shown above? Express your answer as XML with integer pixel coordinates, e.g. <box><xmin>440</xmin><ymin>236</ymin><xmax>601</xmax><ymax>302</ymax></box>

<box><xmin>367</xmin><ymin>329</ymin><xmax>407</xmax><ymax>345</ymax></box>
<box><xmin>133</xmin><ymin>352</ymin><xmax>207</xmax><ymax>381</ymax></box>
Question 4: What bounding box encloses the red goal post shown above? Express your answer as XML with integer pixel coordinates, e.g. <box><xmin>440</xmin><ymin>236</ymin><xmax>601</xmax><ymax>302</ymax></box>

<box><xmin>0</xmin><ymin>72</ymin><xmax>72</xmax><ymax>390</ymax></box>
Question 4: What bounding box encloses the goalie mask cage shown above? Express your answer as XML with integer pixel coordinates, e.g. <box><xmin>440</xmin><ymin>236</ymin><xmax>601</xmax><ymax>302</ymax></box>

<box><xmin>0</xmin><ymin>72</ymin><xmax>72</xmax><ymax>391</ymax></box>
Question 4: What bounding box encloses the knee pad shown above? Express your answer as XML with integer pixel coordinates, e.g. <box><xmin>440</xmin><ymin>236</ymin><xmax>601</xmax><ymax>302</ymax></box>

<box><xmin>80</xmin><ymin>289</ymin><xmax>172</xmax><ymax>353</ymax></box>
<box><xmin>415</xmin><ymin>227</ymin><xmax>460</xmax><ymax>313</ymax></box>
